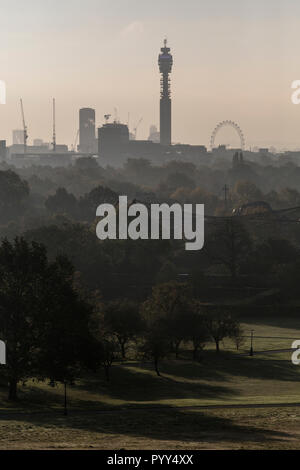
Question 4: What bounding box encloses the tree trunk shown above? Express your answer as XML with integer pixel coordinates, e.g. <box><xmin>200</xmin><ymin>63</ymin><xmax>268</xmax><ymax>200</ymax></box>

<box><xmin>154</xmin><ymin>358</ymin><xmax>160</xmax><ymax>377</ymax></box>
<box><xmin>175</xmin><ymin>340</ymin><xmax>181</xmax><ymax>359</ymax></box>
<box><xmin>104</xmin><ymin>365</ymin><xmax>110</xmax><ymax>382</ymax></box>
<box><xmin>8</xmin><ymin>378</ymin><xmax>18</xmax><ymax>401</ymax></box>
<box><xmin>121</xmin><ymin>342</ymin><xmax>126</xmax><ymax>360</ymax></box>
<box><xmin>215</xmin><ymin>340</ymin><xmax>220</xmax><ymax>353</ymax></box>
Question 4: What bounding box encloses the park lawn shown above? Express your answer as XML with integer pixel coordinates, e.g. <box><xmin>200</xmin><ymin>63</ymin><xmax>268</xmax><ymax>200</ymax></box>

<box><xmin>0</xmin><ymin>351</ymin><xmax>299</xmax><ymax>410</ymax></box>
<box><xmin>0</xmin><ymin>406</ymin><xmax>299</xmax><ymax>449</ymax></box>
<box><xmin>241</xmin><ymin>317</ymin><xmax>300</xmax><ymax>352</ymax></box>
<box><xmin>0</xmin><ymin>317</ymin><xmax>300</xmax><ymax>449</ymax></box>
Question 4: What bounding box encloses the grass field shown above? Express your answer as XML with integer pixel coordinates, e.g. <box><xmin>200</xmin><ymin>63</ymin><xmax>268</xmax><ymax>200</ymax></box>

<box><xmin>1</xmin><ymin>317</ymin><xmax>300</xmax><ymax>449</ymax></box>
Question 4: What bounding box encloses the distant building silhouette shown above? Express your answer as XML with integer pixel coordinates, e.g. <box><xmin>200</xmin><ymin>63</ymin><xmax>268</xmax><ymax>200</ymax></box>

<box><xmin>98</xmin><ymin>121</ymin><xmax>129</xmax><ymax>163</ymax></box>
<box><xmin>148</xmin><ymin>125</ymin><xmax>160</xmax><ymax>143</ymax></box>
<box><xmin>12</xmin><ymin>129</ymin><xmax>24</xmax><ymax>145</ymax></box>
<box><xmin>0</xmin><ymin>140</ymin><xmax>6</xmax><ymax>161</ymax></box>
<box><xmin>79</xmin><ymin>108</ymin><xmax>96</xmax><ymax>153</ymax></box>
<box><xmin>158</xmin><ymin>39</ymin><xmax>173</xmax><ymax>146</ymax></box>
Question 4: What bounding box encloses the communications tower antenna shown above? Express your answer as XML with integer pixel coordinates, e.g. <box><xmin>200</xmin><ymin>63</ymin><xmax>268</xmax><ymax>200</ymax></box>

<box><xmin>158</xmin><ymin>38</ymin><xmax>173</xmax><ymax>146</ymax></box>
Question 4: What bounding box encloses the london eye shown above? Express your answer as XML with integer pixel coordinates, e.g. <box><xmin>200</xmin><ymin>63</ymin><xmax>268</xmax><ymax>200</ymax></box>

<box><xmin>210</xmin><ymin>120</ymin><xmax>245</xmax><ymax>151</ymax></box>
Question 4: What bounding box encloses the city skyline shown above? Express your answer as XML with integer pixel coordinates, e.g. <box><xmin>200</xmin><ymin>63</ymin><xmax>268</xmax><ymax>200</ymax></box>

<box><xmin>1</xmin><ymin>0</ymin><xmax>300</xmax><ymax>149</ymax></box>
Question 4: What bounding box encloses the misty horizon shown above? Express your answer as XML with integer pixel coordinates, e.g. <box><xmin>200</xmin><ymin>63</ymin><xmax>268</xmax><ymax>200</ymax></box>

<box><xmin>1</xmin><ymin>0</ymin><xmax>300</xmax><ymax>150</ymax></box>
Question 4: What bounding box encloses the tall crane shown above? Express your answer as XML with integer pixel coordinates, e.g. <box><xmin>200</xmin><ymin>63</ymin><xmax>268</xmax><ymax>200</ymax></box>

<box><xmin>20</xmin><ymin>99</ymin><xmax>28</xmax><ymax>153</ymax></box>
<box><xmin>52</xmin><ymin>98</ymin><xmax>56</xmax><ymax>152</ymax></box>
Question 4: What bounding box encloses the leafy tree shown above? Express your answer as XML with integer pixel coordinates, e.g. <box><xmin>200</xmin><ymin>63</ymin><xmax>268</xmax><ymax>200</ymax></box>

<box><xmin>205</xmin><ymin>219</ymin><xmax>251</xmax><ymax>280</ymax></box>
<box><xmin>123</xmin><ymin>159</ymin><xmax>154</xmax><ymax>185</ymax></box>
<box><xmin>230</xmin><ymin>324</ymin><xmax>245</xmax><ymax>351</ymax></box>
<box><xmin>184</xmin><ymin>305</ymin><xmax>209</xmax><ymax>360</ymax></box>
<box><xmin>99</xmin><ymin>334</ymin><xmax>120</xmax><ymax>382</ymax></box>
<box><xmin>144</xmin><ymin>282</ymin><xmax>190</xmax><ymax>359</ymax></box>
<box><xmin>45</xmin><ymin>188</ymin><xmax>78</xmax><ymax>218</ymax></box>
<box><xmin>163</xmin><ymin>172</ymin><xmax>196</xmax><ymax>192</ymax></box>
<box><xmin>0</xmin><ymin>238</ymin><xmax>46</xmax><ymax>399</ymax></box>
<box><xmin>103</xmin><ymin>299</ymin><xmax>143</xmax><ymax>359</ymax></box>
<box><xmin>170</xmin><ymin>187</ymin><xmax>220</xmax><ymax>215</ymax></box>
<box><xmin>0</xmin><ymin>170</ymin><xmax>29</xmax><ymax>222</ymax></box>
<box><xmin>139</xmin><ymin>319</ymin><xmax>170</xmax><ymax>377</ymax></box>
<box><xmin>0</xmin><ymin>238</ymin><xmax>94</xmax><ymax>400</ymax></box>
<box><xmin>204</xmin><ymin>310</ymin><xmax>239</xmax><ymax>353</ymax></box>
<box><xmin>24</xmin><ymin>222</ymin><xmax>113</xmax><ymax>292</ymax></box>
<box><xmin>241</xmin><ymin>238</ymin><xmax>298</xmax><ymax>277</ymax></box>
<box><xmin>233</xmin><ymin>180</ymin><xmax>262</xmax><ymax>205</ymax></box>
<box><xmin>78</xmin><ymin>185</ymin><xmax>118</xmax><ymax>222</ymax></box>
<box><xmin>89</xmin><ymin>307</ymin><xmax>120</xmax><ymax>382</ymax></box>
<box><xmin>36</xmin><ymin>255</ymin><xmax>96</xmax><ymax>390</ymax></box>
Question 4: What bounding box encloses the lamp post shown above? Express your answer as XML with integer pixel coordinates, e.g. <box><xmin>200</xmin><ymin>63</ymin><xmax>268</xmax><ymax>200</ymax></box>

<box><xmin>250</xmin><ymin>330</ymin><xmax>254</xmax><ymax>356</ymax></box>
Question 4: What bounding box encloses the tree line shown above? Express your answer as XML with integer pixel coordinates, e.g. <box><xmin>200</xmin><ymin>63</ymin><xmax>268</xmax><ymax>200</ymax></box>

<box><xmin>0</xmin><ymin>238</ymin><xmax>242</xmax><ymax>400</ymax></box>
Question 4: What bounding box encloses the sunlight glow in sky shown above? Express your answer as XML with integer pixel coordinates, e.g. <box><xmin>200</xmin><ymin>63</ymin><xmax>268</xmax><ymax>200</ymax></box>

<box><xmin>1</xmin><ymin>0</ymin><xmax>300</xmax><ymax>149</ymax></box>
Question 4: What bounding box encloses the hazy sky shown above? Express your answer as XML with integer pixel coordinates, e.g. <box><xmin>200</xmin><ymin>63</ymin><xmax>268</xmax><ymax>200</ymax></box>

<box><xmin>1</xmin><ymin>0</ymin><xmax>300</xmax><ymax>149</ymax></box>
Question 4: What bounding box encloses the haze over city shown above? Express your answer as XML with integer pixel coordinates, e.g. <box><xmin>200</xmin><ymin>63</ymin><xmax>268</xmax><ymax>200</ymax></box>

<box><xmin>1</xmin><ymin>0</ymin><xmax>300</xmax><ymax>149</ymax></box>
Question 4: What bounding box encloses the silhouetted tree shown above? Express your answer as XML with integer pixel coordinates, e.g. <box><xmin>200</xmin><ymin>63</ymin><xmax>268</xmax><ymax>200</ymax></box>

<box><xmin>0</xmin><ymin>238</ymin><xmax>93</xmax><ymax>400</ymax></box>
<box><xmin>104</xmin><ymin>299</ymin><xmax>143</xmax><ymax>359</ymax></box>
<box><xmin>0</xmin><ymin>170</ymin><xmax>29</xmax><ymax>222</ymax></box>
<box><xmin>204</xmin><ymin>309</ymin><xmax>239</xmax><ymax>353</ymax></box>
<box><xmin>184</xmin><ymin>304</ymin><xmax>209</xmax><ymax>361</ymax></box>
<box><xmin>205</xmin><ymin>219</ymin><xmax>251</xmax><ymax>280</ymax></box>
<box><xmin>36</xmin><ymin>255</ymin><xmax>96</xmax><ymax>391</ymax></box>
<box><xmin>45</xmin><ymin>188</ymin><xmax>78</xmax><ymax>218</ymax></box>
<box><xmin>144</xmin><ymin>282</ymin><xmax>190</xmax><ymax>359</ymax></box>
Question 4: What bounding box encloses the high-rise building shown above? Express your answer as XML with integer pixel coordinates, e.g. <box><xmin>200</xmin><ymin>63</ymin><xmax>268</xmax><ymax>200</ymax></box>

<box><xmin>158</xmin><ymin>39</ymin><xmax>173</xmax><ymax>146</ymax></box>
<box><xmin>79</xmin><ymin>108</ymin><xmax>96</xmax><ymax>153</ymax></box>
<box><xmin>98</xmin><ymin>122</ymin><xmax>129</xmax><ymax>162</ymax></box>
<box><xmin>0</xmin><ymin>140</ymin><xmax>6</xmax><ymax>161</ymax></box>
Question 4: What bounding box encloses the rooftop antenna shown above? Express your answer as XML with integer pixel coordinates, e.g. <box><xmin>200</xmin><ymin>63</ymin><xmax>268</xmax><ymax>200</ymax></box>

<box><xmin>20</xmin><ymin>99</ymin><xmax>28</xmax><ymax>153</ymax></box>
<box><xmin>52</xmin><ymin>98</ymin><xmax>56</xmax><ymax>152</ymax></box>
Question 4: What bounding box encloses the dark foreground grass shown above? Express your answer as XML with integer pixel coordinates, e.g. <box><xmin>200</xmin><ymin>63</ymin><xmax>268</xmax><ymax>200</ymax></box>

<box><xmin>0</xmin><ymin>320</ymin><xmax>300</xmax><ymax>449</ymax></box>
<box><xmin>0</xmin><ymin>406</ymin><xmax>298</xmax><ymax>449</ymax></box>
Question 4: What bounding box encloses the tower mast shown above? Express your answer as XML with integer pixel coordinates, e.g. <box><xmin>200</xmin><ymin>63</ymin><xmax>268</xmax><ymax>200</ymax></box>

<box><xmin>158</xmin><ymin>38</ymin><xmax>173</xmax><ymax>146</ymax></box>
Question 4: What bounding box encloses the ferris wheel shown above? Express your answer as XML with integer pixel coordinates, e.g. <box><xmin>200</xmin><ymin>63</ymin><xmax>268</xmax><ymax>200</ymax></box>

<box><xmin>210</xmin><ymin>120</ymin><xmax>245</xmax><ymax>151</ymax></box>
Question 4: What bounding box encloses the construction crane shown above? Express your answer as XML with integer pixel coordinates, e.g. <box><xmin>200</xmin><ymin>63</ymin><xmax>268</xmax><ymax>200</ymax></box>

<box><xmin>20</xmin><ymin>99</ymin><xmax>28</xmax><ymax>153</ymax></box>
<box><xmin>52</xmin><ymin>98</ymin><xmax>56</xmax><ymax>152</ymax></box>
<box><xmin>133</xmin><ymin>117</ymin><xmax>143</xmax><ymax>140</ymax></box>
